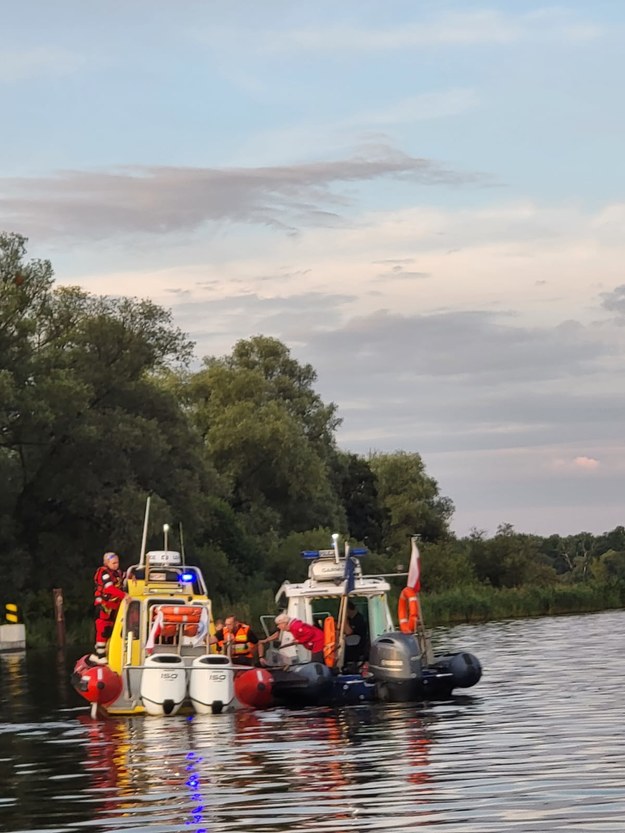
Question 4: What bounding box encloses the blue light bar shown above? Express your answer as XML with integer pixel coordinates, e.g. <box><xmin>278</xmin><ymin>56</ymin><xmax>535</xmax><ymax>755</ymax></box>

<box><xmin>350</xmin><ymin>548</ymin><xmax>368</xmax><ymax>557</ymax></box>
<box><xmin>300</xmin><ymin>550</ymin><xmax>320</xmax><ymax>559</ymax></box>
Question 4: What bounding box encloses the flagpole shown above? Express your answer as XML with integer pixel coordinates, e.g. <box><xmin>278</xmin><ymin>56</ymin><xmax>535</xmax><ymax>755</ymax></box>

<box><xmin>335</xmin><ymin>540</ymin><xmax>354</xmax><ymax>669</ymax></box>
<box><xmin>410</xmin><ymin>534</ymin><xmax>432</xmax><ymax>663</ymax></box>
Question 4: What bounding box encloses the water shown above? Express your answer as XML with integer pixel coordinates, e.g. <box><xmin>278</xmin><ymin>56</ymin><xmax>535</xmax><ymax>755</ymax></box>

<box><xmin>2</xmin><ymin>610</ymin><xmax>625</xmax><ymax>832</ymax></box>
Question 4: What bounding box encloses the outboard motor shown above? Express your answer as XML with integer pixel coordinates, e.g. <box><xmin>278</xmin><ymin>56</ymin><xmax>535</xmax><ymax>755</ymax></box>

<box><xmin>435</xmin><ymin>652</ymin><xmax>482</xmax><ymax>689</ymax></box>
<box><xmin>189</xmin><ymin>654</ymin><xmax>236</xmax><ymax>714</ymax></box>
<box><xmin>140</xmin><ymin>654</ymin><xmax>187</xmax><ymax>716</ymax></box>
<box><xmin>368</xmin><ymin>632</ymin><xmax>422</xmax><ymax>702</ymax></box>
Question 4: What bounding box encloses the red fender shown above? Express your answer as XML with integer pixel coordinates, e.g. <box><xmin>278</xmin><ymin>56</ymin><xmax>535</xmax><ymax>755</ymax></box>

<box><xmin>71</xmin><ymin>655</ymin><xmax>123</xmax><ymax>707</ymax></box>
<box><xmin>234</xmin><ymin>668</ymin><xmax>273</xmax><ymax>709</ymax></box>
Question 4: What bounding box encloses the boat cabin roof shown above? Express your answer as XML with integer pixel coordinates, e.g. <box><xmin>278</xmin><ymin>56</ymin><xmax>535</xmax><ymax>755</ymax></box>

<box><xmin>125</xmin><ymin>557</ymin><xmax>208</xmax><ymax>598</ymax></box>
<box><xmin>275</xmin><ymin>553</ymin><xmax>391</xmax><ymax>602</ymax></box>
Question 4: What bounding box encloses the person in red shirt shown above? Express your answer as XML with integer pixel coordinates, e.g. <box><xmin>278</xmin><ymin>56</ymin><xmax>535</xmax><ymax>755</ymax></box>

<box><xmin>259</xmin><ymin>613</ymin><xmax>325</xmax><ymax>665</ymax></box>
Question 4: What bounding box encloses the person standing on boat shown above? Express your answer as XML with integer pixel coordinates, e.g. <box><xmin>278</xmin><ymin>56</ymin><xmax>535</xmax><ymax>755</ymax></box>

<box><xmin>214</xmin><ymin>615</ymin><xmax>259</xmax><ymax>665</ymax></box>
<box><xmin>89</xmin><ymin>552</ymin><xmax>126</xmax><ymax>666</ymax></box>
<box><xmin>343</xmin><ymin>601</ymin><xmax>369</xmax><ymax>668</ymax></box>
<box><xmin>259</xmin><ymin>613</ymin><xmax>325</xmax><ymax>664</ymax></box>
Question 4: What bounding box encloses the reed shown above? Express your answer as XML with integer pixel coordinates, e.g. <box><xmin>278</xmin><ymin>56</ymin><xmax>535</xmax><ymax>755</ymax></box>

<box><xmin>422</xmin><ymin>581</ymin><xmax>625</xmax><ymax>624</ymax></box>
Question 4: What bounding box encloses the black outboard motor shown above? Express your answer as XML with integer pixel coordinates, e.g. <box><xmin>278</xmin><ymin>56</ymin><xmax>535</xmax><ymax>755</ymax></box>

<box><xmin>368</xmin><ymin>632</ymin><xmax>422</xmax><ymax>702</ymax></box>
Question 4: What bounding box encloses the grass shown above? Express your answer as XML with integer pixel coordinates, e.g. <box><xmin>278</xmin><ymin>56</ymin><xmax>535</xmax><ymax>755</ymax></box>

<box><xmin>20</xmin><ymin>580</ymin><xmax>625</xmax><ymax>647</ymax></box>
<box><xmin>421</xmin><ymin>581</ymin><xmax>625</xmax><ymax>625</ymax></box>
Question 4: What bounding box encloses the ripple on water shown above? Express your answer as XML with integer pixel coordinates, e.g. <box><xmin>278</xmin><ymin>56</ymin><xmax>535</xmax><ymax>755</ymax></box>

<box><xmin>2</xmin><ymin>612</ymin><xmax>625</xmax><ymax>831</ymax></box>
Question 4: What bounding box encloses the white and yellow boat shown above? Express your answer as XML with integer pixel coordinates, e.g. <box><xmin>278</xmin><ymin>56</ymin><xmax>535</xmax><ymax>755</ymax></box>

<box><xmin>71</xmin><ymin>501</ymin><xmax>272</xmax><ymax>718</ymax></box>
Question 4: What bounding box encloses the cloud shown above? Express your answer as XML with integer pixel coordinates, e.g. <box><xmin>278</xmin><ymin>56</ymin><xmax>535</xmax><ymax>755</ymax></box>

<box><xmin>50</xmin><ymin>193</ymin><xmax>625</xmax><ymax>537</ymax></box>
<box><xmin>0</xmin><ymin>146</ymin><xmax>477</xmax><ymax>242</ymax></box>
<box><xmin>244</xmin><ymin>90</ymin><xmax>481</xmax><ymax>164</ymax></box>
<box><xmin>573</xmin><ymin>456</ymin><xmax>600</xmax><ymax>470</ymax></box>
<box><xmin>0</xmin><ymin>47</ymin><xmax>84</xmax><ymax>83</ymax></box>
<box><xmin>233</xmin><ymin>9</ymin><xmax>602</xmax><ymax>55</ymax></box>
<box><xmin>601</xmin><ymin>284</ymin><xmax>625</xmax><ymax>317</ymax></box>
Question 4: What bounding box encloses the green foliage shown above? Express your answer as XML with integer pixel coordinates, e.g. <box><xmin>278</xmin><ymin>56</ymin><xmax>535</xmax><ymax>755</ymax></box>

<box><xmin>262</xmin><ymin>527</ymin><xmax>338</xmax><ymax>587</ymax></box>
<box><xmin>419</xmin><ymin>540</ymin><xmax>477</xmax><ymax>592</ymax></box>
<box><xmin>369</xmin><ymin>450</ymin><xmax>454</xmax><ymax>551</ymax></box>
<box><xmin>185</xmin><ymin>336</ymin><xmax>346</xmax><ymax>537</ymax></box>
<box><xmin>3</xmin><ymin>233</ymin><xmax>625</xmax><ymax>643</ymax></box>
<box><xmin>423</xmin><ymin>580</ymin><xmax>625</xmax><ymax>624</ymax></box>
<box><xmin>466</xmin><ymin>524</ymin><xmax>558</xmax><ymax>588</ymax></box>
<box><xmin>334</xmin><ymin>452</ymin><xmax>388</xmax><ymax>549</ymax></box>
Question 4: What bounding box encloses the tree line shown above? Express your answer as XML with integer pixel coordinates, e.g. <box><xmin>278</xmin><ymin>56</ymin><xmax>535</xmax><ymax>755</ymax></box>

<box><xmin>1</xmin><ymin>233</ymin><xmax>624</xmax><ymax>639</ymax></box>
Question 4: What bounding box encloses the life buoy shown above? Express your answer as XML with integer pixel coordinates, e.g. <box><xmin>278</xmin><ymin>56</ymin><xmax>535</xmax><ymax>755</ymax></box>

<box><xmin>160</xmin><ymin>623</ymin><xmax>199</xmax><ymax>637</ymax></box>
<box><xmin>398</xmin><ymin>587</ymin><xmax>419</xmax><ymax>633</ymax></box>
<box><xmin>323</xmin><ymin>616</ymin><xmax>336</xmax><ymax>667</ymax></box>
<box><xmin>158</xmin><ymin>605</ymin><xmax>203</xmax><ymax>623</ymax></box>
<box><xmin>155</xmin><ymin>605</ymin><xmax>202</xmax><ymax>638</ymax></box>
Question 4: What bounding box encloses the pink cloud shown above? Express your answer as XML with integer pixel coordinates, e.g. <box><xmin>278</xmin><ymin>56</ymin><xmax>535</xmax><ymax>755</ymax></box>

<box><xmin>573</xmin><ymin>456</ymin><xmax>600</xmax><ymax>470</ymax></box>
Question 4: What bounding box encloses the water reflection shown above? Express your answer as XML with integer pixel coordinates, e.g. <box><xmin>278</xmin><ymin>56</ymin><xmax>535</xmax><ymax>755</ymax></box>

<box><xmin>3</xmin><ymin>611</ymin><xmax>625</xmax><ymax>831</ymax></box>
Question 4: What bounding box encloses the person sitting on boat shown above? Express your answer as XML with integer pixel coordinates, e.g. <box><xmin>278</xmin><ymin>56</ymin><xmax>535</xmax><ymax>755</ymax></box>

<box><xmin>212</xmin><ymin>618</ymin><xmax>224</xmax><ymax>651</ymax></box>
<box><xmin>343</xmin><ymin>601</ymin><xmax>369</xmax><ymax>669</ymax></box>
<box><xmin>214</xmin><ymin>615</ymin><xmax>259</xmax><ymax>665</ymax></box>
<box><xmin>259</xmin><ymin>613</ymin><xmax>325</xmax><ymax>665</ymax></box>
<box><xmin>89</xmin><ymin>551</ymin><xmax>127</xmax><ymax>666</ymax></box>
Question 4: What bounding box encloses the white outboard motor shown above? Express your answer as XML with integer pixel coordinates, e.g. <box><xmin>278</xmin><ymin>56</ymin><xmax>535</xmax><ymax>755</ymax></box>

<box><xmin>189</xmin><ymin>654</ymin><xmax>236</xmax><ymax>714</ymax></box>
<box><xmin>140</xmin><ymin>654</ymin><xmax>187</xmax><ymax>716</ymax></box>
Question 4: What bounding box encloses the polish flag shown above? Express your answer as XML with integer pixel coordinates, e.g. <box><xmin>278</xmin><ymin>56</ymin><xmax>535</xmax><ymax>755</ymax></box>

<box><xmin>407</xmin><ymin>537</ymin><xmax>421</xmax><ymax>592</ymax></box>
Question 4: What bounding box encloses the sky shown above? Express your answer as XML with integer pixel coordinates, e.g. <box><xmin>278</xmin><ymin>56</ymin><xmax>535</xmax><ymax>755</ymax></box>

<box><xmin>2</xmin><ymin>1</ymin><xmax>625</xmax><ymax>538</ymax></box>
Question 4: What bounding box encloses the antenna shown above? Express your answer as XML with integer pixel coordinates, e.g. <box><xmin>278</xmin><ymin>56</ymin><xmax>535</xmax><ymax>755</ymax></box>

<box><xmin>331</xmin><ymin>532</ymin><xmax>340</xmax><ymax>564</ymax></box>
<box><xmin>179</xmin><ymin>522</ymin><xmax>185</xmax><ymax>565</ymax></box>
<box><xmin>163</xmin><ymin>523</ymin><xmax>170</xmax><ymax>553</ymax></box>
<box><xmin>139</xmin><ymin>496</ymin><xmax>151</xmax><ymax>566</ymax></box>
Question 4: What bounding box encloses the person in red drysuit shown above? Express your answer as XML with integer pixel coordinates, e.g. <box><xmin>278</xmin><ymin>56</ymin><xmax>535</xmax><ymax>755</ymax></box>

<box><xmin>89</xmin><ymin>552</ymin><xmax>126</xmax><ymax>665</ymax></box>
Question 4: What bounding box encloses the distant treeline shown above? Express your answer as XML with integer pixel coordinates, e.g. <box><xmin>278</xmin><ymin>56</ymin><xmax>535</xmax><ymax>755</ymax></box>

<box><xmin>2</xmin><ymin>232</ymin><xmax>624</xmax><ymax>643</ymax></box>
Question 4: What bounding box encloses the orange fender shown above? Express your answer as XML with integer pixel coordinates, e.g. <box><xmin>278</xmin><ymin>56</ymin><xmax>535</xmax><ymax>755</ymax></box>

<box><xmin>323</xmin><ymin>615</ymin><xmax>336</xmax><ymax>667</ymax></box>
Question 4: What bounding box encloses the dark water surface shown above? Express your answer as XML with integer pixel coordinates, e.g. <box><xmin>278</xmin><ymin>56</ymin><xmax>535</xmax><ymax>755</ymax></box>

<box><xmin>2</xmin><ymin>611</ymin><xmax>625</xmax><ymax>832</ymax></box>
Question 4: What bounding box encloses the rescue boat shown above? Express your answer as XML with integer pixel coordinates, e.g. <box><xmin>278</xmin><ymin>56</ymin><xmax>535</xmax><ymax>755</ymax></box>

<box><xmin>258</xmin><ymin>535</ymin><xmax>483</xmax><ymax>707</ymax></box>
<box><xmin>71</xmin><ymin>500</ymin><xmax>270</xmax><ymax>717</ymax></box>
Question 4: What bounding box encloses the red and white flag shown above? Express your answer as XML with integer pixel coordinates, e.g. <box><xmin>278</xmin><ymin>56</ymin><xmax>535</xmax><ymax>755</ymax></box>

<box><xmin>407</xmin><ymin>537</ymin><xmax>421</xmax><ymax>592</ymax></box>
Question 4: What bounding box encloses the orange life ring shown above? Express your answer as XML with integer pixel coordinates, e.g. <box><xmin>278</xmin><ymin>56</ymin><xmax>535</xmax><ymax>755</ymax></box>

<box><xmin>158</xmin><ymin>605</ymin><xmax>202</xmax><ymax>624</ymax></box>
<box><xmin>398</xmin><ymin>587</ymin><xmax>419</xmax><ymax>634</ymax></box>
<box><xmin>323</xmin><ymin>616</ymin><xmax>336</xmax><ymax>667</ymax></box>
<box><xmin>155</xmin><ymin>605</ymin><xmax>202</xmax><ymax>638</ymax></box>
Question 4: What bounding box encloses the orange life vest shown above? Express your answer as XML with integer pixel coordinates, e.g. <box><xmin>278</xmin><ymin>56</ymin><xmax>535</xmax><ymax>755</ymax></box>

<box><xmin>224</xmin><ymin>623</ymin><xmax>254</xmax><ymax>657</ymax></box>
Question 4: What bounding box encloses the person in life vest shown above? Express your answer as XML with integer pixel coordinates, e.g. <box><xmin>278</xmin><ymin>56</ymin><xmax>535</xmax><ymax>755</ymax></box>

<box><xmin>89</xmin><ymin>552</ymin><xmax>126</xmax><ymax>666</ymax></box>
<box><xmin>214</xmin><ymin>615</ymin><xmax>259</xmax><ymax>665</ymax></box>
<box><xmin>259</xmin><ymin>613</ymin><xmax>325</xmax><ymax>665</ymax></box>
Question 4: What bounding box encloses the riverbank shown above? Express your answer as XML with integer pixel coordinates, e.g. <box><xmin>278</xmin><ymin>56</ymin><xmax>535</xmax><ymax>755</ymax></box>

<box><xmin>422</xmin><ymin>580</ymin><xmax>625</xmax><ymax>625</ymax></box>
<box><xmin>20</xmin><ymin>579</ymin><xmax>625</xmax><ymax>647</ymax></box>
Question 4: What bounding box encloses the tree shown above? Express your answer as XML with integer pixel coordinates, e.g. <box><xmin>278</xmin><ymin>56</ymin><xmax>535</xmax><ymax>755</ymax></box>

<box><xmin>369</xmin><ymin>450</ymin><xmax>454</xmax><ymax>555</ymax></box>
<box><xmin>0</xmin><ymin>233</ymin><xmax>224</xmax><ymax>603</ymax></box>
<box><xmin>185</xmin><ymin>336</ymin><xmax>346</xmax><ymax>537</ymax></box>
<box><xmin>334</xmin><ymin>451</ymin><xmax>388</xmax><ymax>549</ymax></box>
<box><xmin>467</xmin><ymin>525</ymin><xmax>557</xmax><ymax>588</ymax></box>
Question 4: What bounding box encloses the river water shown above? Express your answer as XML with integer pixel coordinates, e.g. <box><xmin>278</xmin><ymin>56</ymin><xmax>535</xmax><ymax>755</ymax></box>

<box><xmin>2</xmin><ymin>610</ymin><xmax>625</xmax><ymax>832</ymax></box>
